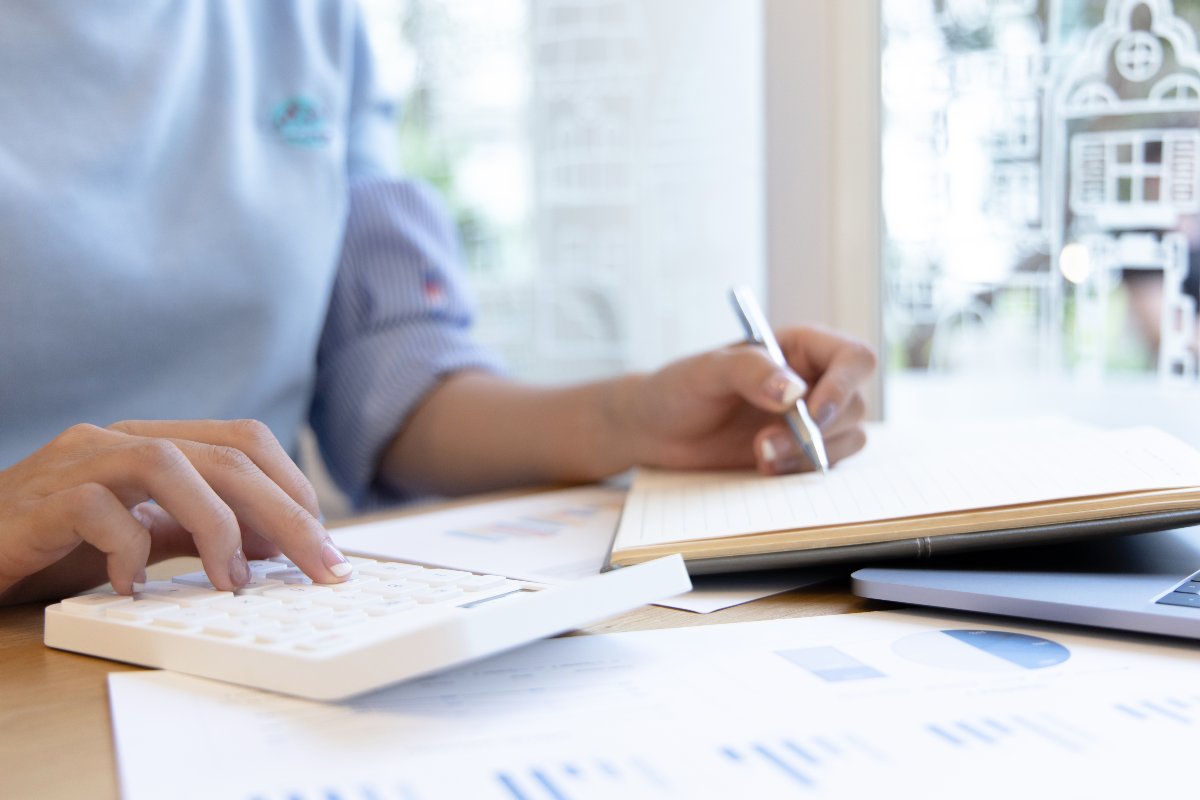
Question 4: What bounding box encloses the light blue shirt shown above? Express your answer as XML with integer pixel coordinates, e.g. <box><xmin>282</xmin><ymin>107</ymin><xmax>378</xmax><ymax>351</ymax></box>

<box><xmin>0</xmin><ymin>2</ymin><xmax>498</xmax><ymax>507</ymax></box>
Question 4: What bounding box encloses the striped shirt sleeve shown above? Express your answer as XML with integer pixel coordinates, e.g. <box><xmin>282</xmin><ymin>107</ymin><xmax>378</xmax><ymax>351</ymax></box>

<box><xmin>309</xmin><ymin>176</ymin><xmax>504</xmax><ymax>508</ymax></box>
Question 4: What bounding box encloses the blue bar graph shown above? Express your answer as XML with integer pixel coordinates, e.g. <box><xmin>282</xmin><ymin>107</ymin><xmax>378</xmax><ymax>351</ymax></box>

<box><xmin>927</xmin><ymin>724</ymin><xmax>964</xmax><ymax>746</ymax></box>
<box><xmin>753</xmin><ymin>743</ymin><xmax>815</xmax><ymax>786</ymax></box>
<box><xmin>956</xmin><ymin>721</ymin><xmax>995</xmax><ymax>744</ymax></box>
<box><xmin>1141</xmin><ymin>700</ymin><xmax>1191</xmax><ymax>723</ymax></box>
<box><xmin>784</xmin><ymin>739</ymin><xmax>821</xmax><ymax>765</ymax></box>
<box><xmin>497</xmin><ymin>772</ymin><xmax>531</xmax><ymax>800</ymax></box>
<box><xmin>715</xmin><ymin>732</ymin><xmax>883</xmax><ymax>791</ymax></box>
<box><xmin>1011</xmin><ymin>715</ymin><xmax>1080</xmax><ymax>752</ymax></box>
<box><xmin>814</xmin><ymin>737</ymin><xmax>840</xmax><ymax>755</ymax></box>
<box><xmin>984</xmin><ymin>718</ymin><xmax>1012</xmax><ymax>734</ymax></box>
<box><xmin>927</xmin><ymin>712</ymin><xmax>1086</xmax><ymax>752</ymax></box>
<box><xmin>494</xmin><ymin>756</ymin><xmax>673</xmax><ymax>799</ymax></box>
<box><xmin>530</xmin><ymin>769</ymin><xmax>567</xmax><ymax>800</ymax></box>
<box><xmin>1117</xmin><ymin>696</ymin><xmax>1196</xmax><ymax>725</ymax></box>
<box><xmin>776</xmin><ymin>646</ymin><xmax>886</xmax><ymax>682</ymax></box>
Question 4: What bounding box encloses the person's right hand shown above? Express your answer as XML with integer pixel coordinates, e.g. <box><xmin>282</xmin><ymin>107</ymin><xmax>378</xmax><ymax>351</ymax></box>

<box><xmin>0</xmin><ymin>419</ymin><xmax>352</xmax><ymax>605</ymax></box>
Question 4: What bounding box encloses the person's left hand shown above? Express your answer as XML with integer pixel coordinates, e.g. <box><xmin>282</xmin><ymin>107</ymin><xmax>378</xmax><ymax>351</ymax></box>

<box><xmin>613</xmin><ymin>325</ymin><xmax>876</xmax><ymax>474</ymax></box>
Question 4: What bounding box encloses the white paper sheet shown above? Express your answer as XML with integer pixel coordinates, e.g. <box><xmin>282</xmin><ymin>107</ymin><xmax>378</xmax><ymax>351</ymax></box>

<box><xmin>654</xmin><ymin>568</ymin><xmax>839</xmax><ymax>613</ymax></box>
<box><xmin>330</xmin><ymin>485</ymin><xmax>818</xmax><ymax>612</ymax></box>
<box><xmin>109</xmin><ymin>609</ymin><xmax>1200</xmax><ymax>799</ymax></box>
<box><xmin>332</xmin><ymin>486</ymin><xmax>624</xmax><ymax>583</ymax></box>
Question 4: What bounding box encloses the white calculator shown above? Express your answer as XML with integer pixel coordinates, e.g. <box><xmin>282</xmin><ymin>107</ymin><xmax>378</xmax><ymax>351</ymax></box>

<box><xmin>44</xmin><ymin>554</ymin><xmax>690</xmax><ymax>700</ymax></box>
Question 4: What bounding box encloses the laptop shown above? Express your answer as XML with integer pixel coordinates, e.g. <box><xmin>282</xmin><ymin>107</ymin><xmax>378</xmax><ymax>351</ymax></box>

<box><xmin>851</xmin><ymin>526</ymin><xmax>1200</xmax><ymax>639</ymax></box>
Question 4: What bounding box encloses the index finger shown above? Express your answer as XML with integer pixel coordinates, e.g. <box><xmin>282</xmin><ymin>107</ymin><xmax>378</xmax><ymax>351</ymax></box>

<box><xmin>778</xmin><ymin>327</ymin><xmax>876</xmax><ymax>426</ymax></box>
<box><xmin>110</xmin><ymin>420</ymin><xmax>348</xmax><ymax>584</ymax></box>
<box><xmin>171</xmin><ymin>439</ymin><xmax>351</xmax><ymax>584</ymax></box>
<box><xmin>110</xmin><ymin>419</ymin><xmax>322</xmax><ymax>519</ymax></box>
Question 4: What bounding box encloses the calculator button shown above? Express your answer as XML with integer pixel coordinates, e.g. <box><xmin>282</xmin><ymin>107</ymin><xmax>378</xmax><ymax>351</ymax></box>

<box><xmin>263</xmin><ymin>585</ymin><xmax>334</xmax><ymax>600</ymax></box>
<box><xmin>365</xmin><ymin>598</ymin><xmax>418</xmax><ymax>616</ymax></box>
<box><xmin>203</xmin><ymin>618</ymin><xmax>279</xmax><ymax>639</ymax></box>
<box><xmin>247</xmin><ymin>560</ymin><xmax>291</xmax><ymax>575</ymax></box>
<box><xmin>460</xmin><ymin>575</ymin><xmax>509</xmax><ymax>592</ymax></box>
<box><xmin>357</xmin><ymin>562</ymin><xmax>424</xmax><ymax>579</ymax></box>
<box><xmin>58</xmin><ymin>592</ymin><xmax>134</xmax><ymax>616</ymax></box>
<box><xmin>261</xmin><ymin>606</ymin><xmax>334</xmax><ymax>626</ymax></box>
<box><xmin>138</xmin><ymin>582</ymin><xmax>233</xmax><ymax>606</ymax></box>
<box><xmin>408</xmin><ymin>569</ymin><xmax>470</xmax><ymax>586</ymax></box>
<box><xmin>361</xmin><ymin>580</ymin><xmax>424</xmax><ymax>599</ymax></box>
<box><xmin>311</xmin><ymin>611</ymin><xmax>369</xmax><ymax>631</ymax></box>
<box><xmin>152</xmin><ymin>608</ymin><xmax>227</xmax><ymax>630</ymax></box>
<box><xmin>171</xmin><ymin>571</ymin><xmax>217</xmax><ymax>589</ymax></box>
<box><xmin>269</xmin><ymin>569</ymin><xmax>316</xmax><ymax>585</ymax></box>
<box><xmin>255</xmin><ymin>625</ymin><xmax>313</xmax><ymax>645</ymax></box>
<box><xmin>312</xmin><ymin>593</ymin><xmax>381</xmax><ymax>612</ymax></box>
<box><xmin>104</xmin><ymin>599</ymin><xmax>180</xmax><ymax>621</ymax></box>
<box><xmin>208</xmin><ymin>596</ymin><xmax>284</xmax><ymax>616</ymax></box>
<box><xmin>233</xmin><ymin>577</ymin><xmax>286</xmax><ymax>596</ymax></box>
<box><xmin>328</xmin><ymin>575</ymin><xmax>378</xmax><ymax>592</ymax></box>
<box><xmin>413</xmin><ymin>587</ymin><xmax>465</xmax><ymax>604</ymax></box>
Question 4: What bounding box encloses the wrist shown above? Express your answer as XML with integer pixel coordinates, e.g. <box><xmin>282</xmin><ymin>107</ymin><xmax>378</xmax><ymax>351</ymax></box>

<box><xmin>592</xmin><ymin>372</ymin><xmax>650</xmax><ymax>475</ymax></box>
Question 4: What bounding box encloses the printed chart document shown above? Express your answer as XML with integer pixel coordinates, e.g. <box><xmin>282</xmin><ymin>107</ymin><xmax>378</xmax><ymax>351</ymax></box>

<box><xmin>612</xmin><ymin>421</ymin><xmax>1200</xmax><ymax>568</ymax></box>
<box><xmin>331</xmin><ymin>485</ymin><xmax>827</xmax><ymax>612</ymax></box>
<box><xmin>332</xmin><ymin>486</ymin><xmax>625</xmax><ymax>584</ymax></box>
<box><xmin>108</xmin><ymin>609</ymin><xmax>1200</xmax><ymax>799</ymax></box>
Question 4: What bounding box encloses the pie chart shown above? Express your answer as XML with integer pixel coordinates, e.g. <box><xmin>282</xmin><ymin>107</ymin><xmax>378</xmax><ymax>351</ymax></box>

<box><xmin>892</xmin><ymin>629</ymin><xmax>1070</xmax><ymax>671</ymax></box>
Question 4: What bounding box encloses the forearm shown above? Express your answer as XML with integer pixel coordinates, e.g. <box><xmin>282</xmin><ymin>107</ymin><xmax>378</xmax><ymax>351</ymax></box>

<box><xmin>378</xmin><ymin>371</ymin><xmax>646</xmax><ymax>497</ymax></box>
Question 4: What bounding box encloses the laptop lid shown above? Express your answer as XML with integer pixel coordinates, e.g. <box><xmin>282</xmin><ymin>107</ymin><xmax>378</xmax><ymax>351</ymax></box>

<box><xmin>851</xmin><ymin>527</ymin><xmax>1200</xmax><ymax>640</ymax></box>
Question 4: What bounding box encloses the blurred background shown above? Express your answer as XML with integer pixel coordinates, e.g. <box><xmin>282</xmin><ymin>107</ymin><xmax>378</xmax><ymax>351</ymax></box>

<box><xmin>358</xmin><ymin>0</ymin><xmax>765</xmax><ymax>384</ymax></box>
<box><xmin>313</xmin><ymin>0</ymin><xmax>1200</xmax><ymax>512</ymax></box>
<box><xmin>877</xmin><ymin>0</ymin><xmax>1200</xmax><ymax>438</ymax></box>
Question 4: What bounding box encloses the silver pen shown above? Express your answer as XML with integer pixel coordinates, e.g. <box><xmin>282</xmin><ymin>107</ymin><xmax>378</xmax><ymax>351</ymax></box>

<box><xmin>729</xmin><ymin>286</ymin><xmax>830</xmax><ymax>474</ymax></box>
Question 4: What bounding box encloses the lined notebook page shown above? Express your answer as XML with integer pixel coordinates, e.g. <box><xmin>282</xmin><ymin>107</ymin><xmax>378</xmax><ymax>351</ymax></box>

<box><xmin>616</xmin><ymin>426</ymin><xmax>1200</xmax><ymax>547</ymax></box>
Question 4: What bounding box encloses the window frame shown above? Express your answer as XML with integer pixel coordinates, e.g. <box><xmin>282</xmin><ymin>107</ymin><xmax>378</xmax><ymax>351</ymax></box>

<box><xmin>764</xmin><ymin>0</ymin><xmax>883</xmax><ymax>415</ymax></box>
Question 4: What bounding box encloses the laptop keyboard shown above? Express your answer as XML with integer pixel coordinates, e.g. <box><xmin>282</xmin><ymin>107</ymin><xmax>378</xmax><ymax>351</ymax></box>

<box><xmin>1155</xmin><ymin>571</ymin><xmax>1200</xmax><ymax>609</ymax></box>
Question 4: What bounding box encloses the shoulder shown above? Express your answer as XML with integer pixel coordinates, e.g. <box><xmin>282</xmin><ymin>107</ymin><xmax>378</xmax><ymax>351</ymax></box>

<box><xmin>237</xmin><ymin>1</ymin><xmax>362</xmax><ymax>75</ymax></box>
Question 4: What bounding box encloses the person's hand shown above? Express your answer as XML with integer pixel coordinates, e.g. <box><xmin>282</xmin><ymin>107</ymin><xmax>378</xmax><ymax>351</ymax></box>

<box><xmin>616</xmin><ymin>325</ymin><xmax>876</xmax><ymax>474</ymax></box>
<box><xmin>0</xmin><ymin>419</ymin><xmax>353</xmax><ymax>604</ymax></box>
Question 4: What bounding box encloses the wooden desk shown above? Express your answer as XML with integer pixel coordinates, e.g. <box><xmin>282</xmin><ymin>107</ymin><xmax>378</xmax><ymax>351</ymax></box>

<box><xmin>0</xmin><ymin>557</ymin><xmax>886</xmax><ymax>800</ymax></box>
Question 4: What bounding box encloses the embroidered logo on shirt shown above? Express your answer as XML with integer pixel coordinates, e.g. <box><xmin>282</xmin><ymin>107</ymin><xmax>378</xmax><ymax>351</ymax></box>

<box><xmin>423</xmin><ymin>270</ymin><xmax>448</xmax><ymax>311</ymax></box>
<box><xmin>270</xmin><ymin>96</ymin><xmax>331</xmax><ymax>147</ymax></box>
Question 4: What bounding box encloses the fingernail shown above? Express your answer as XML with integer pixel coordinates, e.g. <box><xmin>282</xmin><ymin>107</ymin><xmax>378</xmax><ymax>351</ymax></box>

<box><xmin>762</xmin><ymin>370</ymin><xmax>808</xmax><ymax>407</ymax></box>
<box><xmin>815</xmin><ymin>402</ymin><xmax>837</xmax><ymax>429</ymax></box>
<box><xmin>130</xmin><ymin>504</ymin><xmax>152</xmax><ymax>528</ymax></box>
<box><xmin>229</xmin><ymin>547</ymin><xmax>250</xmax><ymax>587</ymax></box>
<box><xmin>321</xmin><ymin>540</ymin><xmax>353</xmax><ymax>578</ymax></box>
<box><xmin>760</xmin><ymin>432</ymin><xmax>808</xmax><ymax>474</ymax></box>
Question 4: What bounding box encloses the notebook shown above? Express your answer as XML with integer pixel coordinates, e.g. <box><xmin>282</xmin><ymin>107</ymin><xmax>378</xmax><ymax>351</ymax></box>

<box><xmin>610</xmin><ymin>420</ymin><xmax>1200</xmax><ymax>574</ymax></box>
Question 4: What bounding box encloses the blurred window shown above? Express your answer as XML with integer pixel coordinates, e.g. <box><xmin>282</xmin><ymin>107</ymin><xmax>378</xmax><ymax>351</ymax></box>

<box><xmin>362</xmin><ymin>0</ymin><xmax>764</xmax><ymax>384</ymax></box>
<box><xmin>882</xmin><ymin>0</ymin><xmax>1200</xmax><ymax>439</ymax></box>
